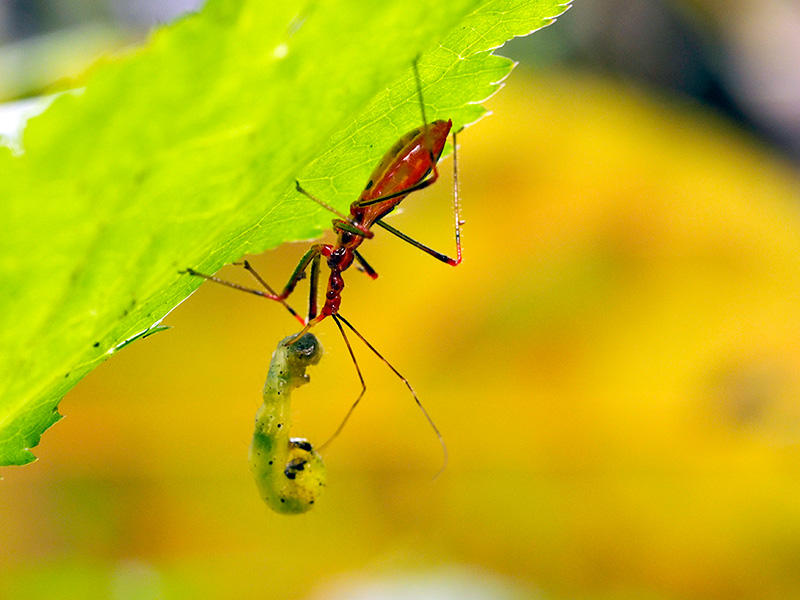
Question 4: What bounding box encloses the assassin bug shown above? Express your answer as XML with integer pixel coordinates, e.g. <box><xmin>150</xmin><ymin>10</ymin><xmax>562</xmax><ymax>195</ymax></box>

<box><xmin>186</xmin><ymin>60</ymin><xmax>463</xmax><ymax>466</ymax></box>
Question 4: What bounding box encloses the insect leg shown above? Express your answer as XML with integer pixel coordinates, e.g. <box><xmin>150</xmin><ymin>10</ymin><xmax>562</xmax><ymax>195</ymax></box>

<box><xmin>237</xmin><ymin>260</ymin><xmax>305</xmax><ymax>324</ymax></box>
<box><xmin>307</xmin><ymin>252</ymin><xmax>321</xmax><ymax>321</ymax></box>
<box><xmin>352</xmin><ymin>127</ymin><xmax>450</xmax><ymax>208</ymax></box>
<box><xmin>374</xmin><ymin>219</ymin><xmax>459</xmax><ymax>266</ymax></box>
<box><xmin>278</xmin><ymin>243</ymin><xmax>327</xmax><ymax>300</ymax></box>
<box><xmin>316</xmin><ymin>314</ymin><xmax>367</xmax><ymax>453</ymax></box>
<box><xmin>183</xmin><ymin>266</ymin><xmax>305</xmax><ymax>325</ymax></box>
<box><xmin>353</xmin><ymin>250</ymin><xmax>379</xmax><ymax>279</ymax></box>
<box><xmin>354</xmin><ymin>170</ymin><xmax>440</xmax><ymax>207</ymax></box>
<box><xmin>334</xmin><ymin>313</ymin><xmax>448</xmax><ymax>476</ymax></box>
<box><xmin>372</xmin><ymin>129</ymin><xmax>463</xmax><ymax>265</ymax></box>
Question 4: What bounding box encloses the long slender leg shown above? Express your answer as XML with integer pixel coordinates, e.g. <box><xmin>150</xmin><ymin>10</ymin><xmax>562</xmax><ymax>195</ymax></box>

<box><xmin>284</xmin><ymin>242</ymin><xmax>335</xmax><ymax>342</ymax></box>
<box><xmin>374</xmin><ymin>220</ymin><xmax>459</xmax><ymax>266</ymax></box>
<box><xmin>355</xmin><ymin>170</ymin><xmax>439</xmax><ymax>207</ymax></box>
<box><xmin>184</xmin><ymin>267</ymin><xmax>275</xmax><ymax>299</ymax></box>
<box><xmin>451</xmin><ymin>129</ymin><xmax>463</xmax><ymax>262</ymax></box>
<box><xmin>236</xmin><ymin>260</ymin><xmax>304</xmax><ymax>324</ymax></box>
<box><xmin>189</xmin><ymin>245</ymin><xmax>323</xmax><ymax>303</ymax></box>
<box><xmin>353</xmin><ymin>250</ymin><xmax>379</xmax><ymax>279</ymax></box>
<box><xmin>307</xmin><ymin>253</ymin><xmax>321</xmax><ymax>321</ymax></box>
<box><xmin>183</xmin><ymin>266</ymin><xmax>306</xmax><ymax>326</ymax></box>
<box><xmin>236</xmin><ymin>260</ymin><xmax>280</xmax><ymax>296</ymax></box>
<box><xmin>316</xmin><ymin>314</ymin><xmax>367</xmax><ymax>453</ymax></box>
<box><xmin>372</xmin><ymin>130</ymin><xmax>463</xmax><ymax>266</ymax></box>
<box><xmin>184</xmin><ymin>244</ymin><xmax>328</xmax><ymax>326</ymax></box>
<box><xmin>281</xmin><ymin>244</ymin><xmax>326</xmax><ymax>299</ymax></box>
<box><xmin>358</xmin><ymin>63</ymin><xmax>463</xmax><ymax>263</ymax></box>
<box><xmin>335</xmin><ymin>313</ymin><xmax>448</xmax><ymax>476</ymax></box>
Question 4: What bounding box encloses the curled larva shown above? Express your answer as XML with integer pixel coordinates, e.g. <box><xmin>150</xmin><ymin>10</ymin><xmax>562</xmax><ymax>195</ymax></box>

<box><xmin>249</xmin><ymin>332</ymin><xmax>325</xmax><ymax>514</ymax></box>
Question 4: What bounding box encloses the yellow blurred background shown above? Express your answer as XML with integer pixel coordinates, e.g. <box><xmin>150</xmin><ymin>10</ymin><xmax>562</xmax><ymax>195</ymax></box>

<box><xmin>3</xmin><ymin>62</ymin><xmax>800</xmax><ymax>598</ymax></box>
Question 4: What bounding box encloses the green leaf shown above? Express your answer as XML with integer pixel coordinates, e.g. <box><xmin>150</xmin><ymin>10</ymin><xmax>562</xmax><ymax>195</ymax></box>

<box><xmin>0</xmin><ymin>0</ymin><xmax>570</xmax><ymax>466</ymax></box>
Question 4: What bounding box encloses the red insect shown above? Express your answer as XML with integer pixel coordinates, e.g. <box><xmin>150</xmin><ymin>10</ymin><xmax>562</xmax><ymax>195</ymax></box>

<box><xmin>186</xmin><ymin>62</ymin><xmax>463</xmax><ymax>463</ymax></box>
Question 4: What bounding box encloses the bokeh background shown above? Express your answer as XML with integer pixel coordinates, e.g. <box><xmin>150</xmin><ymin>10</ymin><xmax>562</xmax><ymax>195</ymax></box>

<box><xmin>3</xmin><ymin>1</ymin><xmax>800</xmax><ymax>599</ymax></box>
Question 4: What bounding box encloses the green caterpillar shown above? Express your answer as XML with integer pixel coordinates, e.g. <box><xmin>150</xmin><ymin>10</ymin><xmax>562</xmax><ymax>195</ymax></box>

<box><xmin>249</xmin><ymin>332</ymin><xmax>326</xmax><ymax>514</ymax></box>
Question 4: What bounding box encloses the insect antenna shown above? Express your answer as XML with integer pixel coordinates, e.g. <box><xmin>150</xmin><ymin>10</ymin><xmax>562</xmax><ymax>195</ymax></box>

<box><xmin>412</xmin><ymin>57</ymin><xmax>432</xmax><ymax>154</ymax></box>
<box><xmin>294</xmin><ymin>180</ymin><xmax>350</xmax><ymax>222</ymax></box>
<box><xmin>330</xmin><ymin>313</ymin><xmax>448</xmax><ymax>476</ymax></box>
<box><xmin>294</xmin><ymin>181</ymin><xmax>372</xmax><ymax>238</ymax></box>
